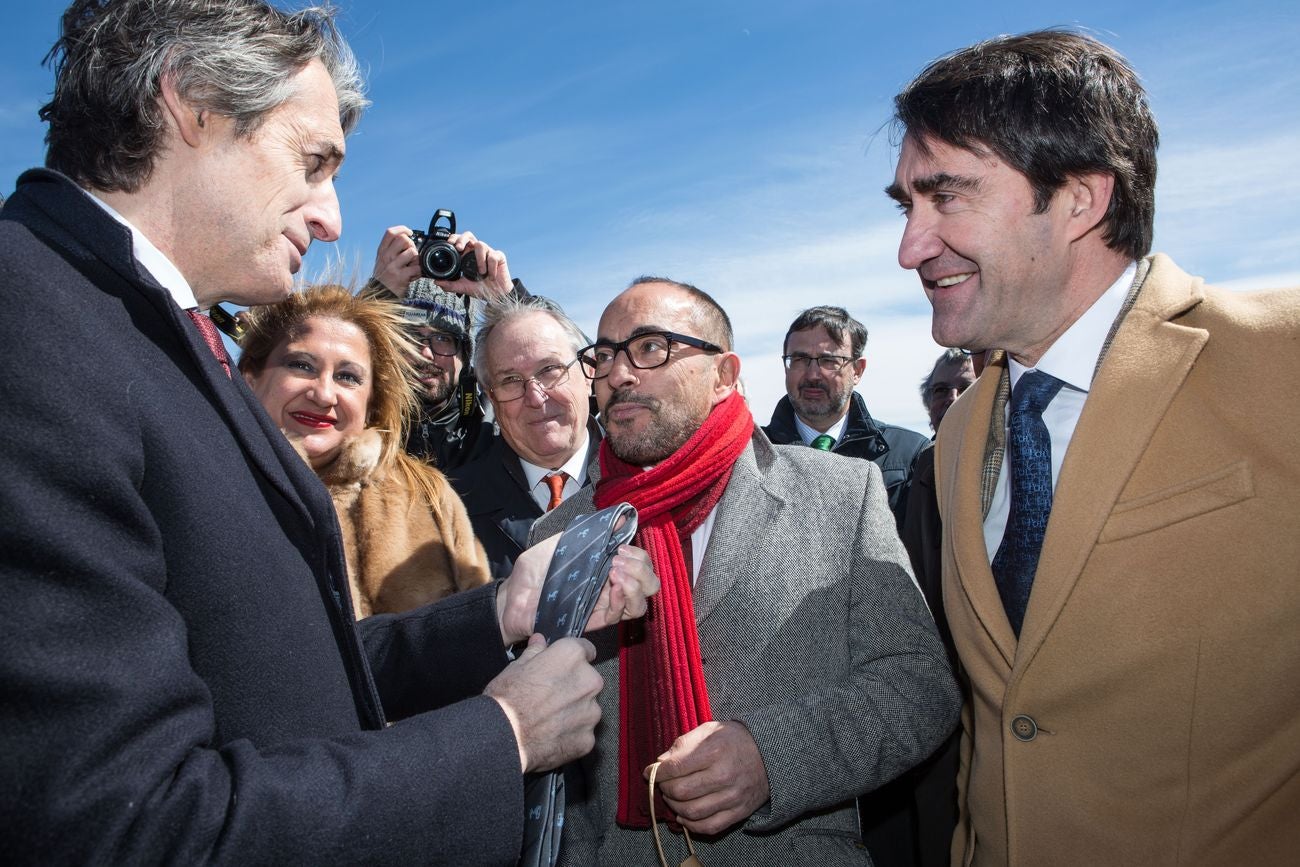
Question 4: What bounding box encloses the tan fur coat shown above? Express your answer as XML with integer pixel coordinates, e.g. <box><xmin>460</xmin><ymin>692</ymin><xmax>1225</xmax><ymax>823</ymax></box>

<box><xmin>306</xmin><ymin>430</ymin><xmax>491</xmax><ymax>618</ymax></box>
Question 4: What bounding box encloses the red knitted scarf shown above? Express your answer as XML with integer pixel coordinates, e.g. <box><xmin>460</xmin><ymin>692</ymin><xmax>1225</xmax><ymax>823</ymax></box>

<box><xmin>593</xmin><ymin>391</ymin><xmax>754</xmax><ymax>828</ymax></box>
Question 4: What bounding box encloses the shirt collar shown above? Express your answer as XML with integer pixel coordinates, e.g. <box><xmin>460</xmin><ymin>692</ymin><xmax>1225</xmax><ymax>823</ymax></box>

<box><xmin>84</xmin><ymin>190</ymin><xmax>200</xmax><ymax>310</ymax></box>
<box><xmin>794</xmin><ymin>409</ymin><xmax>847</xmax><ymax>446</ymax></box>
<box><xmin>1008</xmin><ymin>262</ymin><xmax>1137</xmax><ymax>393</ymax></box>
<box><xmin>520</xmin><ymin>429</ymin><xmax>591</xmax><ymax>490</ymax></box>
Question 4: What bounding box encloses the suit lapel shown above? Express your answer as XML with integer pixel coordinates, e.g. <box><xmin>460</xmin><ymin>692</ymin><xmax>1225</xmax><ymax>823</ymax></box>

<box><xmin>162</xmin><ymin>299</ymin><xmax>322</xmax><ymax>529</ymax></box>
<box><xmin>694</xmin><ymin>434</ymin><xmax>782</xmax><ymax>624</ymax></box>
<box><xmin>943</xmin><ymin>359</ymin><xmax>1020</xmax><ymax>665</ymax></box>
<box><xmin>1016</xmin><ymin>259</ymin><xmax>1208</xmax><ymax>657</ymax></box>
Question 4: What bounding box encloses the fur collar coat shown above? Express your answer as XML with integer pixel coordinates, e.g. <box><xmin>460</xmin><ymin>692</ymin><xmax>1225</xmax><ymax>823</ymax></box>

<box><xmin>308</xmin><ymin>430</ymin><xmax>491</xmax><ymax>618</ymax></box>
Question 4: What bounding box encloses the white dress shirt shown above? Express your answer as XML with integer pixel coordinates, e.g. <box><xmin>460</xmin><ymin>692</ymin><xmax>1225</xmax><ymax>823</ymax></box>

<box><xmin>794</xmin><ymin>411</ymin><xmax>847</xmax><ymax>446</ymax></box>
<box><xmin>984</xmin><ymin>262</ymin><xmax>1137</xmax><ymax>562</ymax></box>
<box><xmin>521</xmin><ymin>431</ymin><xmax>591</xmax><ymax>512</ymax></box>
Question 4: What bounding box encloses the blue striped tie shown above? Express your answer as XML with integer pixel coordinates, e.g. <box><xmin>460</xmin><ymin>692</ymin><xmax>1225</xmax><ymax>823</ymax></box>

<box><xmin>991</xmin><ymin>370</ymin><xmax>1065</xmax><ymax>636</ymax></box>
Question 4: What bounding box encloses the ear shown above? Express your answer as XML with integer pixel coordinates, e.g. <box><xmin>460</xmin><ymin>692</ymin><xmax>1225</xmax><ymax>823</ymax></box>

<box><xmin>850</xmin><ymin>356</ymin><xmax>866</xmax><ymax>384</ymax></box>
<box><xmin>159</xmin><ymin>73</ymin><xmax>207</xmax><ymax>149</ymax></box>
<box><xmin>712</xmin><ymin>352</ymin><xmax>742</xmax><ymax>405</ymax></box>
<box><xmin>241</xmin><ymin>369</ymin><xmax>258</xmax><ymax>390</ymax></box>
<box><xmin>1063</xmin><ymin>172</ymin><xmax>1115</xmax><ymax>243</ymax></box>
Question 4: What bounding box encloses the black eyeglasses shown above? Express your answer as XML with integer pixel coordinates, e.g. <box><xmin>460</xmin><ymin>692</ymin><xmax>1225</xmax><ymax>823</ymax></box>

<box><xmin>410</xmin><ymin>329</ymin><xmax>462</xmax><ymax>358</ymax></box>
<box><xmin>578</xmin><ymin>331</ymin><xmax>723</xmax><ymax>380</ymax></box>
<box><xmin>488</xmin><ymin>357</ymin><xmax>580</xmax><ymax>402</ymax></box>
<box><xmin>782</xmin><ymin>353</ymin><xmax>856</xmax><ymax>373</ymax></box>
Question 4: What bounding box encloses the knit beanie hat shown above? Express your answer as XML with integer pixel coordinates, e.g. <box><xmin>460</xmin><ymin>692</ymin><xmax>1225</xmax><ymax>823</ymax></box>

<box><xmin>397</xmin><ymin>278</ymin><xmax>472</xmax><ymax>359</ymax></box>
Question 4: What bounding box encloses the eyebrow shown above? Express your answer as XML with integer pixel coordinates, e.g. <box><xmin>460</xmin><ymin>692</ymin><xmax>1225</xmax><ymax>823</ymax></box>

<box><xmin>887</xmin><ymin>171</ymin><xmax>982</xmax><ymax>202</ymax></box>
<box><xmin>594</xmin><ymin>324</ymin><xmax>672</xmax><ymax>344</ymax></box>
<box><xmin>316</xmin><ymin>141</ymin><xmax>346</xmax><ymax>169</ymax></box>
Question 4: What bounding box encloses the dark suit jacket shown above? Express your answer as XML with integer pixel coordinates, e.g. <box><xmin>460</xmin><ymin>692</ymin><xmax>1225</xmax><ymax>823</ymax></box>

<box><xmin>533</xmin><ymin>429</ymin><xmax>960</xmax><ymax>866</ymax></box>
<box><xmin>0</xmin><ymin>170</ymin><xmax>523</xmax><ymax>865</ymax></box>
<box><xmin>764</xmin><ymin>391</ymin><xmax>927</xmax><ymax>518</ymax></box>
<box><xmin>450</xmin><ymin>425</ymin><xmax>600</xmax><ymax>579</ymax></box>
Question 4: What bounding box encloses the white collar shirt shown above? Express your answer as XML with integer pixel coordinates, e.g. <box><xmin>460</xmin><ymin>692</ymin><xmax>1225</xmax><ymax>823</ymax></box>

<box><xmin>794</xmin><ymin>411</ymin><xmax>847</xmax><ymax>447</ymax></box>
<box><xmin>984</xmin><ymin>262</ymin><xmax>1137</xmax><ymax>562</ymax></box>
<box><xmin>522</xmin><ymin>430</ymin><xmax>591</xmax><ymax>512</ymax></box>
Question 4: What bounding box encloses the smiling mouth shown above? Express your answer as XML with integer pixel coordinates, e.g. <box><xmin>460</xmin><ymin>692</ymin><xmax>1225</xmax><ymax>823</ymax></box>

<box><xmin>290</xmin><ymin>411</ymin><xmax>335</xmax><ymax>429</ymax></box>
<box><xmin>934</xmin><ymin>273</ymin><xmax>975</xmax><ymax>288</ymax></box>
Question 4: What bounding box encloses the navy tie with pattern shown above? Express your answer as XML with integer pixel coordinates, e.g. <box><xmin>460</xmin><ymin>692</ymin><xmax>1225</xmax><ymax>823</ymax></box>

<box><xmin>521</xmin><ymin>502</ymin><xmax>639</xmax><ymax>867</ymax></box>
<box><xmin>991</xmin><ymin>370</ymin><xmax>1065</xmax><ymax>636</ymax></box>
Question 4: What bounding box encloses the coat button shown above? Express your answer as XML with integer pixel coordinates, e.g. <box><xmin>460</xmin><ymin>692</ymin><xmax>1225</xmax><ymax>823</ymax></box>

<box><xmin>1010</xmin><ymin>715</ymin><xmax>1038</xmax><ymax>741</ymax></box>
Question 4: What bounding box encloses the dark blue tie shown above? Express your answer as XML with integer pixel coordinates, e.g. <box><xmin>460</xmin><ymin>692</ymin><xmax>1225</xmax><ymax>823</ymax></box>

<box><xmin>991</xmin><ymin>370</ymin><xmax>1065</xmax><ymax>636</ymax></box>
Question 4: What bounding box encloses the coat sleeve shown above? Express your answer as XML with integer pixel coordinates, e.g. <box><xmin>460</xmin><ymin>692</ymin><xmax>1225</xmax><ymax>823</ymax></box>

<box><xmin>736</xmin><ymin>465</ymin><xmax>962</xmax><ymax>830</ymax></box>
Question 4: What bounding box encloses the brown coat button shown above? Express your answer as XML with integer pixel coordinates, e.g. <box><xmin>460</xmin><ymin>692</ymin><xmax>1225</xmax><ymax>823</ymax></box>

<box><xmin>1010</xmin><ymin>715</ymin><xmax>1038</xmax><ymax>741</ymax></box>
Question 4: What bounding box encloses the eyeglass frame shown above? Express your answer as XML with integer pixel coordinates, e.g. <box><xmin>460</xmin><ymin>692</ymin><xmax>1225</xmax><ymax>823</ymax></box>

<box><xmin>487</xmin><ymin>356</ymin><xmax>581</xmax><ymax>403</ymax></box>
<box><xmin>781</xmin><ymin>353</ymin><xmax>858</xmax><ymax>374</ymax></box>
<box><xmin>409</xmin><ymin>328</ymin><xmax>463</xmax><ymax>358</ymax></box>
<box><xmin>577</xmin><ymin>330</ymin><xmax>724</xmax><ymax>380</ymax></box>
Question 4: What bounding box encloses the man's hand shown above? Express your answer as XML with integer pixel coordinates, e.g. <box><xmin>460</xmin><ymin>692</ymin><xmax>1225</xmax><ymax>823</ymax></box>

<box><xmin>497</xmin><ymin>530</ymin><xmax>658</xmax><ymax>646</ymax></box>
<box><xmin>650</xmin><ymin>720</ymin><xmax>771</xmax><ymax>835</ymax></box>
<box><xmin>371</xmin><ymin>225</ymin><xmax>420</xmax><ymax>295</ymax></box>
<box><xmin>484</xmin><ymin>635</ymin><xmax>602</xmax><ymax>773</ymax></box>
<box><xmin>369</xmin><ymin>226</ymin><xmax>514</xmax><ymax>301</ymax></box>
<box><xmin>438</xmin><ymin>230</ymin><xmax>513</xmax><ymax>300</ymax></box>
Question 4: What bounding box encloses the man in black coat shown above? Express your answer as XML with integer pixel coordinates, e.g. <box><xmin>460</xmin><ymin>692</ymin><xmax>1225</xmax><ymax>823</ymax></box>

<box><xmin>451</xmin><ymin>297</ymin><xmax>601</xmax><ymax>578</ymax></box>
<box><xmin>0</xmin><ymin>3</ymin><xmax>653</xmax><ymax>863</ymax></box>
<box><xmin>764</xmin><ymin>305</ymin><xmax>927</xmax><ymax>517</ymax></box>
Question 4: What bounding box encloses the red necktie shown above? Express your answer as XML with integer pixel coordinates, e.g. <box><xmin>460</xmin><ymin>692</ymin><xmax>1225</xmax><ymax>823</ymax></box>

<box><xmin>186</xmin><ymin>310</ymin><xmax>233</xmax><ymax>378</ymax></box>
<box><xmin>544</xmin><ymin>472</ymin><xmax>568</xmax><ymax>511</ymax></box>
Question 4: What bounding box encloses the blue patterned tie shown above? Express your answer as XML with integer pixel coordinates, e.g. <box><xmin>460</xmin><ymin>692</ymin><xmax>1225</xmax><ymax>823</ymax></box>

<box><xmin>991</xmin><ymin>370</ymin><xmax>1065</xmax><ymax>636</ymax></box>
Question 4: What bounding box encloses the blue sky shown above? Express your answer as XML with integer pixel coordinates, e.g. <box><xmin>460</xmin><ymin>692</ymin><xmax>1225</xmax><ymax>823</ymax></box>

<box><xmin>3</xmin><ymin>0</ymin><xmax>1298</xmax><ymax>432</ymax></box>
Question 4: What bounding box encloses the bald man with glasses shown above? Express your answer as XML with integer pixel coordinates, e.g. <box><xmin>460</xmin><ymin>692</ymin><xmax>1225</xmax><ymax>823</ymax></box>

<box><xmin>764</xmin><ymin>305</ymin><xmax>928</xmax><ymax>517</ymax></box>
<box><xmin>530</xmin><ymin>276</ymin><xmax>958</xmax><ymax>866</ymax></box>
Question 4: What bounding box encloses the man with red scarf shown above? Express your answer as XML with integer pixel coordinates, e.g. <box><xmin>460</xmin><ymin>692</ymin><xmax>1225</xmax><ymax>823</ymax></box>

<box><xmin>533</xmin><ymin>277</ymin><xmax>960</xmax><ymax>866</ymax></box>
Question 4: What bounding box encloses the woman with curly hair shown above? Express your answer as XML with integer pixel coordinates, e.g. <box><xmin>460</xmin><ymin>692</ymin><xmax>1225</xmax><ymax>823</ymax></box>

<box><xmin>238</xmin><ymin>283</ymin><xmax>490</xmax><ymax>618</ymax></box>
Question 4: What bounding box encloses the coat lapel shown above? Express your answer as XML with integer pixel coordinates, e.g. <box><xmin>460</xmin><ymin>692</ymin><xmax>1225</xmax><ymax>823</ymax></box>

<box><xmin>161</xmin><ymin>298</ymin><xmax>322</xmax><ymax>530</ymax></box>
<box><xmin>942</xmin><ymin>358</ymin><xmax>1020</xmax><ymax>665</ymax></box>
<box><xmin>694</xmin><ymin>432</ymin><xmax>783</xmax><ymax>624</ymax></box>
<box><xmin>1016</xmin><ymin>258</ymin><xmax>1208</xmax><ymax>658</ymax></box>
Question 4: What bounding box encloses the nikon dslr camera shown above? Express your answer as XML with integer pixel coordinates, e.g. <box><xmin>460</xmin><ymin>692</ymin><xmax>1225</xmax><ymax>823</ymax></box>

<box><xmin>409</xmin><ymin>209</ymin><xmax>481</xmax><ymax>282</ymax></box>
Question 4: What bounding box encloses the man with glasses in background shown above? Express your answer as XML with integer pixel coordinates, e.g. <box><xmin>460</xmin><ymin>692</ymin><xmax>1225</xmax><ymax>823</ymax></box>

<box><xmin>450</xmin><ymin>296</ymin><xmax>601</xmax><ymax>577</ymax></box>
<box><xmin>764</xmin><ymin>306</ymin><xmax>928</xmax><ymax>518</ymax></box>
<box><xmin>531</xmin><ymin>276</ymin><xmax>959</xmax><ymax>866</ymax></box>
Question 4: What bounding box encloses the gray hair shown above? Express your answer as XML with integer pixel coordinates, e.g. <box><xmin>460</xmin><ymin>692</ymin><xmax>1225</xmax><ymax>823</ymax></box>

<box><xmin>919</xmin><ymin>348</ymin><xmax>971</xmax><ymax>406</ymax></box>
<box><xmin>41</xmin><ymin>0</ymin><xmax>368</xmax><ymax>192</ymax></box>
<box><xmin>473</xmin><ymin>295</ymin><xmax>589</xmax><ymax>387</ymax></box>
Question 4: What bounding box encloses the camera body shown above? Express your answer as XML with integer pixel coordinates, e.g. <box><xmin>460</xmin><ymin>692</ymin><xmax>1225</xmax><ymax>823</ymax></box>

<box><xmin>409</xmin><ymin>209</ymin><xmax>480</xmax><ymax>282</ymax></box>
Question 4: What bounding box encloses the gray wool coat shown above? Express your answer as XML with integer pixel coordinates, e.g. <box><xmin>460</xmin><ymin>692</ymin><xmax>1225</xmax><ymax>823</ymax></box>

<box><xmin>531</xmin><ymin>427</ymin><xmax>961</xmax><ymax>866</ymax></box>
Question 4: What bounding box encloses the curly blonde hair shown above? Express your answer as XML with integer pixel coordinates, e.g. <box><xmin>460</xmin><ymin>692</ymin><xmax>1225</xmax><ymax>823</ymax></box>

<box><xmin>237</xmin><ymin>284</ymin><xmax>445</xmax><ymax>504</ymax></box>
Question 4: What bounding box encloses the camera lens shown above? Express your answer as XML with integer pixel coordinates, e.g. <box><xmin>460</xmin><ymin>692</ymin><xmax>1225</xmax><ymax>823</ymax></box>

<box><xmin>420</xmin><ymin>242</ymin><xmax>460</xmax><ymax>280</ymax></box>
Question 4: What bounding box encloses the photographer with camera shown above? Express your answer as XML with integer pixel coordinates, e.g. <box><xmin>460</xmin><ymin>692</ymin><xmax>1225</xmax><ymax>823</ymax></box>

<box><xmin>366</xmin><ymin>212</ymin><xmax>531</xmax><ymax>471</ymax></box>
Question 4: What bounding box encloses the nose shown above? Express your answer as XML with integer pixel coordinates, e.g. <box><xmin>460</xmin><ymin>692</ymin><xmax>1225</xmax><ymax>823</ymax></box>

<box><xmin>309</xmin><ymin>373</ymin><xmax>337</xmax><ymax>406</ymax></box>
<box><xmin>604</xmin><ymin>349</ymin><xmax>639</xmax><ymax>391</ymax></box>
<box><xmin>306</xmin><ymin>180</ymin><xmax>343</xmax><ymax>244</ymax></box>
<box><xmin>897</xmin><ymin>208</ymin><xmax>943</xmax><ymax>272</ymax></box>
<box><xmin>522</xmin><ymin>378</ymin><xmax>549</xmax><ymax>407</ymax></box>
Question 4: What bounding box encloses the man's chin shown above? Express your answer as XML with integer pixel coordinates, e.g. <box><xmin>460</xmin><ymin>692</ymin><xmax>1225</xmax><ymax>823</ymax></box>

<box><xmin>421</xmin><ymin>381</ymin><xmax>454</xmax><ymax>405</ymax></box>
<box><xmin>791</xmin><ymin>396</ymin><xmax>839</xmax><ymax>420</ymax></box>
